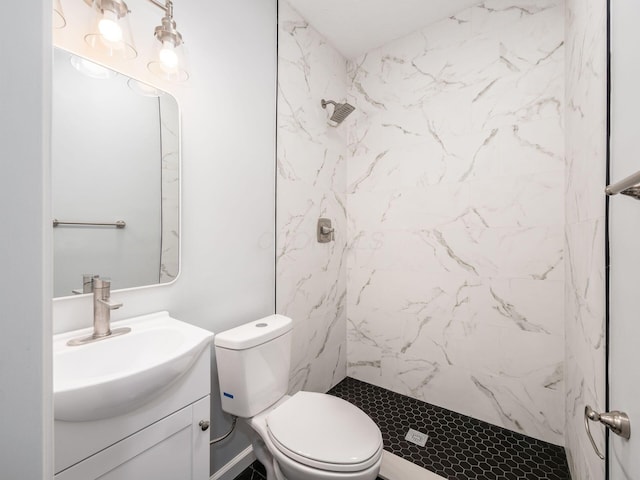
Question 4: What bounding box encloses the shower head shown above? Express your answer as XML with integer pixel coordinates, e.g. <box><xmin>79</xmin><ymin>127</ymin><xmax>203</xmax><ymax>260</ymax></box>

<box><xmin>321</xmin><ymin>99</ymin><xmax>355</xmax><ymax>125</ymax></box>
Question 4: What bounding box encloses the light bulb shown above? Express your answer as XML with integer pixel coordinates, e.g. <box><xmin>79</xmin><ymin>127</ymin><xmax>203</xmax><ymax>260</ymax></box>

<box><xmin>159</xmin><ymin>41</ymin><xmax>179</xmax><ymax>72</ymax></box>
<box><xmin>98</xmin><ymin>10</ymin><xmax>123</xmax><ymax>43</ymax></box>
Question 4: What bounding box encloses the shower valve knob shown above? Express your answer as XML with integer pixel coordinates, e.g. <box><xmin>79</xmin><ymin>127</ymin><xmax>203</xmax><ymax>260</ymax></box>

<box><xmin>317</xmin><ymin>218</ymin><xmax>335</xmax><ymax>243</ymax></box>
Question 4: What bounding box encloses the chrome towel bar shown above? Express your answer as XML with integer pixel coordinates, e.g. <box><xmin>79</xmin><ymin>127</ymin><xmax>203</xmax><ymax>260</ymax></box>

<box><xmin>605</xmin><ymin>170</ymin><xmax>640</xmax><ymax>199</ymax></box>
<box><xmin>53</xmin><ymin>219</ymin><xmax>126</xmax><ymax>228</ymax></box>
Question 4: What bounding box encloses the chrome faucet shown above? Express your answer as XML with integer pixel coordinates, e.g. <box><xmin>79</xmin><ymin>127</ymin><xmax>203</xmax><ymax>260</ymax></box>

<box><xmin>67</xmin><ymin>276</ymin><xmax>131</xmax><ymax>346</ymax></box>
<box><xmin>92</xmin><ymin>277</ymin><xmax>123</xmax><ymax>337</ymax></box>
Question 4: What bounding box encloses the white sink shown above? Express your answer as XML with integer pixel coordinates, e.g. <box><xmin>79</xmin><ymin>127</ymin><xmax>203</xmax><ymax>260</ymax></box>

<box><xmin>54</xmin><ymin>311</ymin><xmax>214</xmax><ymax>422</ymax></box>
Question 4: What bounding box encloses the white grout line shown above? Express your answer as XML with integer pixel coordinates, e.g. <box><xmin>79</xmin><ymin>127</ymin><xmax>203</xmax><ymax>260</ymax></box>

<box><xmin>379</xmin><ymin>450</ymin><xmax>447</xmax><ymax>480</ymax></box>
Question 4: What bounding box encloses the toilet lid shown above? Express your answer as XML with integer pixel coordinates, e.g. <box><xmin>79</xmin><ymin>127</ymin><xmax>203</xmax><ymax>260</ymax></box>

<box><xmin>266</xmin><ymin>392</ymin><xmax>382</xmax><ymax>471</ymax></box>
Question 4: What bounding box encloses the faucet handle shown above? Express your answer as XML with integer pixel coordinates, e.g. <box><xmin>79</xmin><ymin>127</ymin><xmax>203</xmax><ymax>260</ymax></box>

<box><xmin>97</xmin><ymin>298</ymin><xmax>123</xmax><ymax>310</ymax></box>
<box><xmin>93</xmin><ymin>277</ymin><xmax>123</xmax><ymax>310</ymax></box>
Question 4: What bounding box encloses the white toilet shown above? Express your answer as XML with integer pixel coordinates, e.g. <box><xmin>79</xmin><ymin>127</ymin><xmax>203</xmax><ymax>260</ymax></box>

<box><xmin>214</xmin><ymin>314</ymin><xmax>383</xmax><ymax>480</ymax></box>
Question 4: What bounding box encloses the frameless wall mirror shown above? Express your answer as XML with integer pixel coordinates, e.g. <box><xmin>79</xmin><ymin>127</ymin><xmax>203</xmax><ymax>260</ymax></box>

<box><xmin>52</xmin><ymin>47</ymin><xmax>180</xmax><ymax>298</ymax></box>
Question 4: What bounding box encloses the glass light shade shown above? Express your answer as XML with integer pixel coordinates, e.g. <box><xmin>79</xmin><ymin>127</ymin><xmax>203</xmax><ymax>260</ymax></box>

<box><xmin>147</xmin><ymin>40</ymin><xmax>189</xmax><ymax>83</ymax></box>
<box><xmin>127</xmin><ymin>78</ymin><xmax>164</xmax><ymax>97</ymax></box>
<box><xmin>84</xmin><ymin>0</ymin><xmax>137</xmax><ymax>60</ymax></box>
<box><xmin>53</xmin><ymin>0</ymin><xmax>67</xmax><ymax>29</ymax></box>
<box><xmin>70</xmin><ymin>55</ymin><xmax>118</xmax><ymax>80</ymax></box>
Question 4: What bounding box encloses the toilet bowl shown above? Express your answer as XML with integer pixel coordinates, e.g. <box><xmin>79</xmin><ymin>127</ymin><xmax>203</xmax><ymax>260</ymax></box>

<box><xmin>250</xmin><ymin>392</ymin><xmax>383</xmax><ymax>480</ymax></box>
<box><xmin>214</xmin><ymin>315</ymin><xmax>383</xmax><ymax>480</ymax></box>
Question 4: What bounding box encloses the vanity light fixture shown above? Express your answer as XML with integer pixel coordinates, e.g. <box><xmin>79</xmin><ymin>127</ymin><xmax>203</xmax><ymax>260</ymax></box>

<box><xmin>83</xmin><ymin>0</ymin><xmax>189</xmax><ymax>82</ymax></box>
<box><xmin>54</xmin><ymin>0</ymin><xmax>67</xmax><ymax>29</ymax></box>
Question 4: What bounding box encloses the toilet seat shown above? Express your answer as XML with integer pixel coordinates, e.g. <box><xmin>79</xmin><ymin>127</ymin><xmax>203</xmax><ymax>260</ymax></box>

<box><xmin>265</xmin><ymin>392</ymin><xmax>382</xmax><ymax>473</ymax></box>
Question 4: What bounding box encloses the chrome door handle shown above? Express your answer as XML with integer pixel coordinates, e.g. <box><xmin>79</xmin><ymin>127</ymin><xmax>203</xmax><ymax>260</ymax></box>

<box><xmin>584</xmin><ymin>405</ymin><xmax>631</xmax><ymax>459</ymax></box>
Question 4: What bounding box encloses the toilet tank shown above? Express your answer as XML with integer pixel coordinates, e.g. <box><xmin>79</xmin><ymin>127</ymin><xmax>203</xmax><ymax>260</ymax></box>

<box><xmin>214</xmin><ymin>315</ymin><xmax>292</xmax><ymax>417</ymax></box>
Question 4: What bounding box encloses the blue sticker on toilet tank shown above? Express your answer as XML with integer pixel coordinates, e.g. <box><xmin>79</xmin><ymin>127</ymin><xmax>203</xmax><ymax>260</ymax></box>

<box><xmin>223</xmin><ymin>392</ymin><xmax>234</xmax><ymax>399</ymax></box>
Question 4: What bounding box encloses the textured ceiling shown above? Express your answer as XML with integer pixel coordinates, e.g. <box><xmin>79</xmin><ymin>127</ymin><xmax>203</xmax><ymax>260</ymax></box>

<box><xmin>286</xmin><ymin>0</ymin><xmax>482</xmax><ymax>58</ymax></box>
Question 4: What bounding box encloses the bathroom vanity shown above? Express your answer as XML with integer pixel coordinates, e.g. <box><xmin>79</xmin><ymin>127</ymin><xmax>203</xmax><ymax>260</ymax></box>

<box><xmin>53</xmin><ymin>313</ymin><xmax>213</xmax><ymax>480</ymax></box>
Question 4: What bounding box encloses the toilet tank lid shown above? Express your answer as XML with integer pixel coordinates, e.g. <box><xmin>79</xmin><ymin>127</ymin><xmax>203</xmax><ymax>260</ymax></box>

<box><xmin>214</xmin><ymin>315</ymin><xmax>292</xmax><ymax>350</ymax></box>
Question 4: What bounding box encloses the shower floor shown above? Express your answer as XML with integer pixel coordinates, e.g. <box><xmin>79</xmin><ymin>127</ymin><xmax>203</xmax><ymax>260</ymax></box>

<box><xmin>329</xmin><ymin>377</ymin><xmax>571</xmax><ymax>480</ymax></box>
<box><xmin>232</xmin><ymin>377</ymin><xmax>571</xmax><ymax>480</ymax></box>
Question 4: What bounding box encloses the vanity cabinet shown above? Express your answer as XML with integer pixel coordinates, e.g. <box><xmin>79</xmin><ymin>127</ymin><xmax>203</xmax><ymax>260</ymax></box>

<box><xmin>55</xmin><ymin>396</ymin><xmax>209</xmax><ymax>480</ymax></box>
<box><xmin>54</xmin><ymin>337</ymin><xmax>212</xmax><ymax>480</ymax></box>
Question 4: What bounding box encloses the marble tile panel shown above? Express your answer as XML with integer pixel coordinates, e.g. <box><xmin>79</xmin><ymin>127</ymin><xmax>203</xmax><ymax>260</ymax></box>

<box><xmin>415</xmin><ymin>224</ymin><xmax>564</xmax><ymax>280</ymax></box>
<box><xmin>378</xmin><ymin>357</ymin><xmax>564</xmax><ymax>444</ymax></box>
<box><xmin>347</xmin><ymin>186</ymin><xmax>468</xmax><ymax>232</ymax></box>
<box><xmin>471</xmin><ymin>0</ymin><xmax>563</xmax><ymax>37</ymax></box>
<box><xmin>159</xmin><ymin>95</ymin><xmax>179</xmax><ymax>282</ymax></box>
<box><xmin>290</xmin><ymin>307</ymin><xmax>347</xmax><ymax>393</ymax></box>
<box><xmin>467</xmin><ymin>171</ymin><xmax>564</xmax><ymax>227</ymax></box>
<box><xmin>346</xmin><ymin>341</ymin><xmax>384</xmax><ymax>387</ymax></box>
<box><xmin>277</xmin><ymin>0</ymin><xmax>349</xmax><ymax>396</ymax></box>
<box><xmin>277</xmin><ymin>181</ymin><xmax>346</xmax><ymax>274</ymax></box>
<box><xmin>564</xmin><ymin>0</ymin><xmax>607</xmax><ymax>477</ymax></box>
<box><xmin>345</xmin><ymin>0</ymin><xmax>566</xmax><ymax>446</ymax></box>
<box><xmin>346</xmin><ymin>171</ymin><xmax>563</xmax><ymax>235</ymax></box>
<box><xmin>470</xmin><ymin>60</ymin><xmax>564</xmax><ymax>131</ymax></box>
<box><xmin>278</xmin><ymin>134</ymin><xmax>346</xmax><ymax>193</ymax></box>
<box><xmin>347</xmin><ymin>270</ymin><xmax>564</xmax><ymax>339</ymax></box>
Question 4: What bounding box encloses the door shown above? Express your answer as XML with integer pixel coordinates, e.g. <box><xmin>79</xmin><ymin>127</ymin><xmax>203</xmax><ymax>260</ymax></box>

<box><xmin>608</xmin><ymin>1</ymin><xmax>640</xmax><ymax>478</ymax></box>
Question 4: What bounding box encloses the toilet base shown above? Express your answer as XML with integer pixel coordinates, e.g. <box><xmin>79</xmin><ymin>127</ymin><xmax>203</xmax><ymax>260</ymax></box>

<box><xmin>252</xmin><ymin>437</ymin><xmax>281</xmax><ymax>480</ymax></box>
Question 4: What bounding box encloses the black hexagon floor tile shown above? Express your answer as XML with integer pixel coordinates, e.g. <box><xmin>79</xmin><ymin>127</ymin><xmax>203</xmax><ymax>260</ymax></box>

<box><xmin>232</xmin><ymin>461</ymin><xmax>266</xmax><ymax>480</ymax></box>
<box><xmin>327</xmin><ymin>377</ymin><xmax>572</xmax><ymax>480</ymax></box>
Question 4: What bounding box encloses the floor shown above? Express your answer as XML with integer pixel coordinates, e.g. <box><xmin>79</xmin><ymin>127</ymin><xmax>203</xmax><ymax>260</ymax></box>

<box><xmin>232</xmin><ymin>377</ymin><xmax>571</xmax><ymax>480</ymax></box>
<box><xmin>233</xmin><ymin>461</ymin><xmax>268</xmax><ymax>480</ymax></box>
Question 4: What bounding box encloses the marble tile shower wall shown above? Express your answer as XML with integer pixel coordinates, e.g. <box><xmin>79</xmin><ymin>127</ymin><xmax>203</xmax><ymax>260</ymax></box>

<box><xmin>564</xmin><ymin>0</ymin><xmax>607</xmax><ymax>478</ymax></box>
<box><xmin>345</xmin><ymin>0</ymin><xmax>566</xmax><ymax>445</ymax></box>
<box><xmin>276</xmin><ymin>1</ymin><xmax>349</xmax><ymax>393</ymax></box>
<box><xmin>160</xmin><ymin>95</ymin><xmax>179</xmax><ymax>283</ymax></box>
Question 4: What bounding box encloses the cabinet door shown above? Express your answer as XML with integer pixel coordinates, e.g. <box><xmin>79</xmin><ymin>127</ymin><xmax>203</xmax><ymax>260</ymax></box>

<box><xmin>56</xmin><ymin>396</ymin><xmax>210</xmax><ymax>480</ymax></box>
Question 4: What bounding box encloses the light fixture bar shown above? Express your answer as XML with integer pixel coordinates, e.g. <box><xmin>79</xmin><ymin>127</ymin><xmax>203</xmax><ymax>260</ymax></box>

<box><xmin>83</xmin><ymin>0</ymin><xmax>129</xmax><ymax>17</ymax></box>
<box><xmin>145</xmin><ymin>0</ymin><xmax>169</xmax><ymax>11</ymax></box>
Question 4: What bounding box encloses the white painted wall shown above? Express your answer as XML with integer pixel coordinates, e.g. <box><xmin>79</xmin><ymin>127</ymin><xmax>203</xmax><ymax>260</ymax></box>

<box><xmin>608</xmin><ymin>1</ymin><xmax>640</xmax><ymax>477</ymax></box>
<box><xmin>0</xmin><ymin>1</ymin><xmax>53</xmax><ymax>478</ymax></box>
<box><xmin>52</xmin><ymin>0</ymin><xmax>277</xmax><ymax>476</ymax></box>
